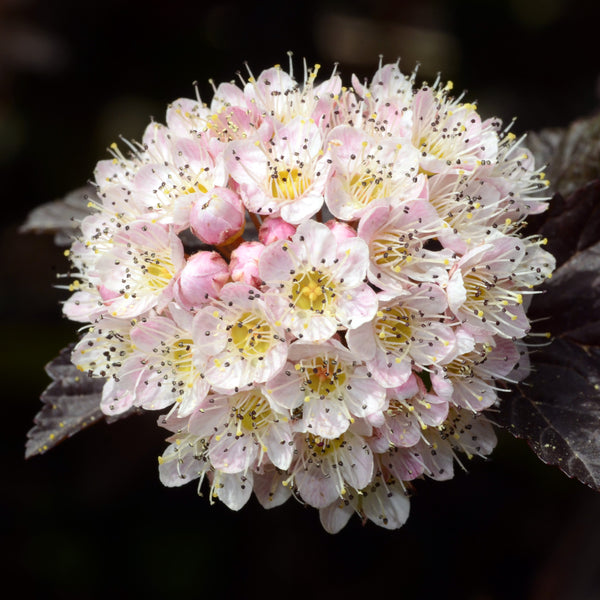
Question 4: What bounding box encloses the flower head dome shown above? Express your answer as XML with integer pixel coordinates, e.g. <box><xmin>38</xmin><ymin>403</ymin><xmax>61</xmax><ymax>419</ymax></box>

<box><xmin>55</xmin><ymin>56</ymin><xmax>554</xmax><ymax>533</ymax></box>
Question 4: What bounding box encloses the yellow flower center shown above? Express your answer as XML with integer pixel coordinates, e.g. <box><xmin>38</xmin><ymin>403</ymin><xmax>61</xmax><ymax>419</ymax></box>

<box><xmin>349</xmin><ymin>172</ymin><xmax>384</xmax><ymax>208</ymax></box>
<box><xmin>145</xmin><ymin>258</ymin><xmax>175</xmax><ymax>290</ymax></box>
<box><xmin>172</xmin><ymin>338</ymin><xmax>194</xmax><ymax>373</ymax></box>
<box><xmin>229</xmin><ymin>390</ymin><xmax>274</xmax><ymax>436</ymax></box>
<box><xmin>230</xmin><ymin>312</ymin><xmax>273</xmax><ymax>356</ymax></box>
<box><xmin>372</xmin><ymin>234</ymin><xmax>414</xmax><ymax>274</ymax></box>
<box><xmin>302</xmin><ymin>357</ymin><xmax>347</xmax><ymax>398</ymax></box>
<box><xmin>270</xmin><ymin>167</ymin><xmax>309</xmax><ymax>200</ymax></box>
<box><xmin>374</xmin><ymin>306</ymin><xmax>412</xmax><ymax>356</ymax></box>
<box><xmin>291</xmin><ymin>271</ymin><xmax>334</xmax><ymax>312</ymax></box>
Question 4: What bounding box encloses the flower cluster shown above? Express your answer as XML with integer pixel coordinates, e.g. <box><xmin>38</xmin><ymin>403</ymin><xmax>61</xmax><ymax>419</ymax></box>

<box><xmin>65</xmin><ymin>58</ymin><xmax>554</xmax><ymax>532</ymax></box>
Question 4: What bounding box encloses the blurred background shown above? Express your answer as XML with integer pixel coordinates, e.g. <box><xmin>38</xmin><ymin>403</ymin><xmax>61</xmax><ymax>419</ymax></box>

<box><xmin>4</xmin><ymin>0</ymin><xmax>600</xmax><ymax>597</ymax></box>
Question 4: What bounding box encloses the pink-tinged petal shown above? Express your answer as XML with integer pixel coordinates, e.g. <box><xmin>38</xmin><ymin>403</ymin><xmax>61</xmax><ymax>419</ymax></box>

<box><xmin>454</xmin><ymin>413</ymin><xmax>497</xmax><ymax>457</ymax></box>
<box><xmin>176</xmin><ymin>377</ymin><xmax>211</xmax><ymax>418</ymax></box>
<box><xmin>336</xmin><ymin>283</ymin><xmax>378</xmax><ymax>329</ymax></box>
<box><xmin>191</xmin><ymin>309</ymin><xmax>228</xmax><ymax>359</ymax></box>
<box><xmin>253</xmin><ymin>467</ymin><xmax>292</xmax><ymax>509</ymax></box>
<box><xmin>100</xmin><ymin>356</ymin><xmax>145</xmax><ymax>415</ymax></box>
<box><xmin>187</xmin><ymin>399</ymin><xmax>230</xmax><ymax>438</ymax></box>
<box><xmin>262</xmin><ymin>421</ymin><xmax>294</xmax><ymax>470</ymax></box>
<box><xmin>258</xmin><ymin>240</ymin><xmax>295</xmax><ymax>283</ymax></box>
<box><xmin>340</xmin><ymin>433</ymin><xmax>373</xmax><ymax>490</ymax></box>
<box><xmin>134</xmin><ymin>370</ymin><xmax>184</xmax><ymax>412</ymax></box>
<box><xmin>334</xmin><ymin>237</ymin><xmax>370</xmax><ymax>287</ymax></box>
<box><xmin>478</xmin><ymin>338</ymin><xmax>521</xmax><ymax>379</ymax></box>
<box><xmin>63</xmin><ymin>290</ymin><xmax>106</xmax><ymax>323</ymax></box>
<box><xmin>214</xmin><ymin>471</ymin><xmax>254</xmax><ymax>511</ymax></box>
<box><xmin>295</xmin><ymin>464</ymin><xmax>339</xmax><ymax>509</ymax></box>
<box><xmin>301</xmin><ymin>397</ymin><xmax>350</xmax><ymax>439</ymax></box>
<box><xmin>389</xmin><ymin>373</ymin><xmax>420</xmax><ymax>400</ymax></box>
<box><xmin>418</xmin><ymin>439</ymin><xmax>454</xmax><ymax>481</ymax></box>
<box><xmin>365</xmin><ymin>409</ymin><xmax>387</xmax><ymax>429</ymax></box>
<box><xmin>367</xmin><ymin>350</ymin><xmax>412</xmax><ymax>389</ymax></box>
<box><xmin>385</xmin><ymin>447</ymin><xmax>426</xmax><ymax>481</ymax></box>
<box><xmin>344</xmin><ymin>373</ymin><xmax>387</xmax><ymax>417</ymax></box>
<box><xmin>346</xmin><ymin>322</ymin><xmax>377</xmax><ymax>361</ymax></box>
<box><xmin>379</xmin><ymin>414</ymin><xmax>421</xmax><ymax>449</ymax></box>
<box><xmin>279</xmin><ymin>192</ymin><xmax>324</xmax><ymax>224</ymax></box>
<box><xmin>447</xmin><ymin>269</ymin><xmax>467</xmax><ymax>313</ymax></box>
<box><xmin>209</xmin><ymin>433</ymin><xmax>258</xmax><ymax>474</ymax></box>
<box><xmin>225</xmin><ymin>140</ymin><xmax>268</xmax><ymax>189</ymax></box>
<box><xmin>295</xmin><ymin>220</ymin><xmax>337</xmax><ymax>266</ymax></box>
<box><xmin>417</xmin><ymin>393</ymin><xmax>449</xmax><ymax>427</ymax></box>
<box><xmin>264</xmin><ymin>368</ymin><xmax>305</xmax><ymax>411</ymax></box>
<box><xmin>297</xmin><ymin>313</ymin><xmax>338</xmax><ymax>343</ymax></box>
<box><xmin>205</xmin><ymin>353</ymin><xmax>253</xmax><ymax>390</ymax></box>
<box><xmin>158</xmin><ymin>438</ymin><xmax>209</xmax><ymax>487</ymax></box>
<box><xmin>325</xmin><ymin>219</ymin><xmax>357</xmax><ymax>243</ymax></box>
<box><xmin>362</xmin><ymin>483</ymin><xmax>410</xmax><ymax>530</ymax></box>
<box><xmin>319</xmin><ymin>500</ymin><xmax>354</xmax><ymax>534</ymax></box>
<box><xmin>131</xmin><ymin>316</ymin><xmax>177</xmax><ymax>353</ymax></box>
<box><xmin>211</xmin><ymin>81</ymin><xmax>248</xmax><ymax>109</ymax></box>
<box><xmin>325</xmin><ymin>175</ymin><xmax>357</xmax><ymax>221</ymax></box>
<box><xmin>451</xmin><ymin>377</ymin><xmax>498</xmax><ymax>411</ymax></box>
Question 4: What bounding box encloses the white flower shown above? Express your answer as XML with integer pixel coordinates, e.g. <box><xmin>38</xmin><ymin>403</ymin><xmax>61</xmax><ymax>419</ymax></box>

<box><xmin>347</xmin><ymin>283</ymin><xmax>454</xmax><ymax>387</ymax></box>
<box><xmin>192</xmin><ymin>282</ymin><xmax>287</xmax><ymax>390</ymax></box>
<box><xmin>265</xmin><ymin>339</ymin><xmax>386</xmax><ymax>439</ymax></box>
<box><xmin>260</xmin><ymin>219</ymin><xmax>378</xmax><ymax>341</ymax></box>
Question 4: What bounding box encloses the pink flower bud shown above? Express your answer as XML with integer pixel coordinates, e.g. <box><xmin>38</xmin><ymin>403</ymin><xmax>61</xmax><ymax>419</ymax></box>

<box><xmin>325</xmin><ymin>219</ymin><xmax>357</xmax><ymax>243</ymax></box>
<box><xmin>258</xmin><ymin>215</ymin><xmax>297</xmax><ymax>245</ymax></box>
<box><xmin>173</xmin><ymin>251</ymin><xmax>229</xmax><ymax>309</ymax></box>
<box><xmin>189</xmin><ymin>187</ymin><xmax>245</xmax><ymax>246</ymax></box>
<box><xmin>229</xmin><ymin>241</ymin><xmax>264</xmax><ymax>287</ymax></box>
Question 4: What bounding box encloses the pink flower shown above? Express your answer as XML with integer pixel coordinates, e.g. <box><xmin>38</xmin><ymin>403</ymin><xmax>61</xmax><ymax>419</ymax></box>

<box><xmin>411</xmin><ymin>86</ymin><xmax>500</xmax><ymax>174</ymax></box>
<box><xmin>51</xmin><ymin>57</ymin><xmax>556</xmax><ymax>533</ymax></box>
<box><xmin>242</xmin><ymin>63</ymin><xmax>342</xmax><ymax>127</ymax></box>
<box><xmin>368</xmin><ymin>374</ymin><xmax>449</xmax><ymax>452</ymax></box>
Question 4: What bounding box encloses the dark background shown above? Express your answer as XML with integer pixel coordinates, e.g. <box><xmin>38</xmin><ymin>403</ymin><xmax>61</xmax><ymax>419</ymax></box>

<box><xmin>4</xmin><ymin>0</ymin><xmax>600</xmax><ymax>598</ymax></box>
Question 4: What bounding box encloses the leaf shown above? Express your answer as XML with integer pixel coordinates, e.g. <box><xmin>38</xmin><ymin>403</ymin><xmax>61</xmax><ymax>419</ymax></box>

<box><xmin>495</xmin><ymin>340</ymin><xmax>600</xmax><ymax>490</ymax></box>
<box><xmin>20</xmin><ymin>184</ymin><xmax>97</xmax><ymax>246</ymax></box>
<box><xmin>533</xmin><ymin>180</ymin><xmax>600</xmax><ymax>268</ymax></box>
<box><xmin>25</xmin><ymin>345</ymin><xmax>137</xmax><ymax>458</ymax></box>
<box><xmin>527</xmin><ymin>112</ymin><xmax>600</xmax><ymax>198</ymax></box>
<box><xmin>530</xmin><ymin>240</ymin><xmax>600</xmax><ymax>347</ymax></box>
<box><xmin>496</xmin><ymin>162</ymin><xmax>600</xmax><ymax>489</ymax></box>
